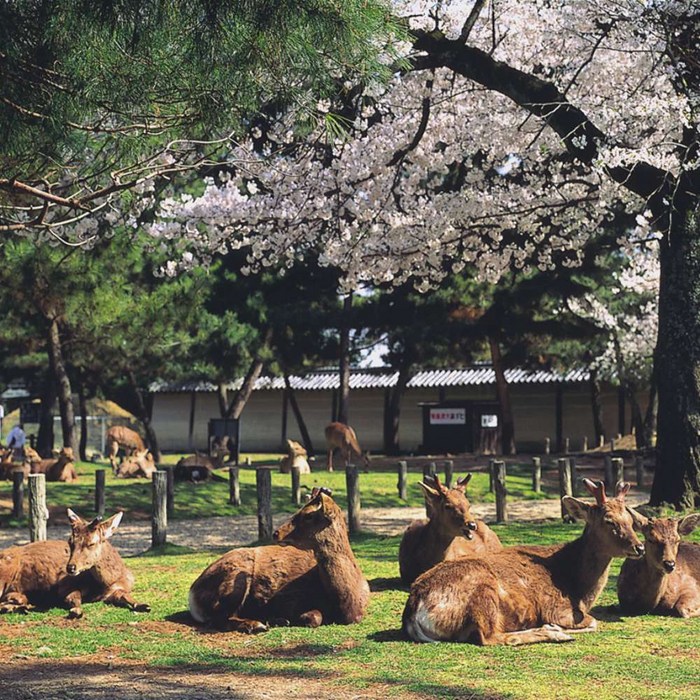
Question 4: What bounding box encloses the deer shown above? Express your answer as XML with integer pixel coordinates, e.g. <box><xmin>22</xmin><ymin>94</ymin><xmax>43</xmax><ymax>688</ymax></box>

<box><xmin>106</xmin><ymin>425</ymin><xmax>146</xmax><ymax>473</ymax></box>
<box><xmin>188</xmin><ymin>487</ymin><xmax>369</xmax><ymax>633</ymax></box>
<box><xmin>402</xmin><ymin>479</ymin><xmax>646</xmax><ymax>645</ymax></box>
<box><xmin>115</xmin><ymin>449</ymin><xmax>157</xmax><ymax>479</ymax></box>
<box><xmin>279</xmin><ymin>438</ymin><xmax>311</xmax><ymax>474</ymax></box>
<box><xmin>324</xmin><ymin>422</ymin><xmax>369</xmax><ymax>471</ymax></box>
<box><xmin>29</xmin><ymin>446</ymin><xmax>78</xmax><ymax>482</ymax></box>
<box><xmin>0</xmin><ymin>509</ymin><xmax>150</xmax><ymax>618</ymax></box>
<box><xmin>617</xmin><ymin>513</ymin><xmax>700</xmax><ymax>617</ymax></box>
<box><xmin>399</xmin><ymin>474</ymin><xmax>502</xmax><ymax>585</ymax></box>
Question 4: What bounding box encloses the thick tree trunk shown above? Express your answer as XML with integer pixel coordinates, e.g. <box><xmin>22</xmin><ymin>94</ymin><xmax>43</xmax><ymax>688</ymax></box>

<box><xmin>590</xmin><ymin>370</ymin><xmax>605</xmax><ymax>445</ymax></box>
<box><xmin>383</xmin><ymin>360</ymin><xmax>412</xmax><ymax>455</ymax></box>
<box><xmin>337</xmin><ymin>294</ymin><xmax>353</xmax><ymax>425</ymax></box>
<box><xmin>46</xmin><ymin>317</ymin><xmax>76</xmax><ymax>452</ymax></box>
<box><xmin>651</xmin><ymin>209</ymin><xmax>700</xmax><ymax>508</ymax></box>
<box><xmin>225</xmin><ymin>329</ymin><xmax>272</xmax><ymax>421</ymax></box>
<box><xmin>216</xmin><ymin>383</ymin><xmax>228</xmax><ymax>418</ymax></box>
<box><xmin>643</xmin><ymin>375</ymin><xmax>658</xmax><ymax>447</ymax></box>
<box><xmin>77</xmin><ymin>379</ymin><xmax>88</xmax><ymax>461</ymax></box>
<box><xmin>36</xmin><ymin>374</ymin><xmax>55</xmax><ymax>457</ymax></box>
<box><xmin>488</xmin><ymin>336</ymin><xmax>516</xmax><ymax>455</ymax></box>
<box><xmin>127</xmin><ymin>370</ymin><xmax>161</xmax><ymax>462</ymax></box>
<box><xmin>284</xmin><ymin>372</ymin><xmax>315</xmax><ymax>455</ymax></box>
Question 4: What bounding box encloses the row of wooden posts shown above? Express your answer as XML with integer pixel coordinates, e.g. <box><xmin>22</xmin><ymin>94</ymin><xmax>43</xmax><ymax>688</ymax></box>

<box><xmin>12</xmin><ymin>453</ymin><xmax>646</xmax><ymax>547</ymax></box>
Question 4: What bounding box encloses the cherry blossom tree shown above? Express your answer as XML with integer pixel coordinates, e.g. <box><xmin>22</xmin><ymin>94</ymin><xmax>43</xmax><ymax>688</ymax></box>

<box><xmin>153</xmin><ymin>1</ymin><xmax>700</xmax><ymax>508</ymax></box>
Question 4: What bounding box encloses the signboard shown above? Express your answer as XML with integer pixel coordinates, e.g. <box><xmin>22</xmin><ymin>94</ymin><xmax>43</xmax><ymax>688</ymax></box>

<box><xmin>429</xmin><ymin>408</ymin><xmax>466</xmax><ymax>425</ymax></box>
<box><xmin>481</xmin><ymin>414</ymin><xmax>498</xmax><ymax>428</ymax></box>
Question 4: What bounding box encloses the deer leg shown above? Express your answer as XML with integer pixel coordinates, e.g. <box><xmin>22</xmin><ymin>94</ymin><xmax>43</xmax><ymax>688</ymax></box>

<box><xmin>0</xmin><ymin>591</ymin><xmax>34</xmax><ymax>614</ymax></box>
<box><xmin>297</xmin><ymin>609</ymin><xmax>323</xmax><ymax>627</ymax></box>
<box><xmin>63</xmin><ymin>589</ymin><xmax>85</xmax><ymax>619</ymax></box>
<box><xmin>103</xmin><ymin>589</ymin><xmax>151</xmax><ymax>613</ymax></box>
<box><xmin>675</xmin><ymin>594</ymin><xmax>700</xmax><ymax>618</ymax></box>
<box><xmin>551</xmin><ymin>610</ymin><xmax>598</xmax><ymax>634</ymax></box>
<box><xmin>225</xmin><ymin>615</ymin><xmax>268</xmax><ymax>634</ymax></box>
<box><xmin>327</xmin><ymin>449</ymin><xmax>333</xmax><ymax>472</ymax></box>
<box><xmin>482</xmin><ymin>625</ymin><xmax>575</xmax><ymax>646</ymax></box>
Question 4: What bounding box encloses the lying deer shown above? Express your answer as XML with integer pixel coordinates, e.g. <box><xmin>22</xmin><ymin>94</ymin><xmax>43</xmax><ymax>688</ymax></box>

<box><xmin>399</xmin><ymin>474</ymin><xmax>502</xmax><ymax>585</ymax></box>
<box><xmin>0</xmin><ymin>509</ymin><xmax>150</xmax><ymax>618</ymax></box>
<box><xmin>106</xmin><ymin>426</ymin><xmax>146</xmax><ymax>473</ymax></box>
<box><xmin>175</xmin><ymin>451</ymin><xmax>226</xmax><ymax>482</ymax></box>
<box><xmin>279</xmin><ymin>438</ymin><xmax>311</xmax><ymax>474</ymax></box>
<box><xmin>29</xmin><ymin>446</ymin><xmax>78</xmax><ymax>482</ymax></box>
<box><xmin>188</xmin><ymin>487</ymin><xmax>369</xmax><ymax>632</ymax></box>
<box><xmin>324</xmin><ymin>422</ymin><xmax>369</xmax><ymax>471</ymax></box>
<box><xmin>617</xmin><ymin>514</ymin><xmax>700</xmax><ymax>617</ymax></box>
<box><xmin>115</xmin><ymin>449</ymin><xmax>157</xmax><ymax>479</ymax></box>
<box><xmin>402</xmin><ymin>479</ymin><xmax>646</xmax><ymax>645</ymax></box>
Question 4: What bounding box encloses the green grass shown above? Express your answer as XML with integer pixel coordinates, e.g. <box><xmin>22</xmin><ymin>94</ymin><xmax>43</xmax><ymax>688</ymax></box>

<box><xmin>0</xmin><ymin>522</ymin><xmax>698</xmax><ymax>699</ymax></box>
<box><xmin>0</xmin><ymin>456</ymin><xmax>552</xmax><ymax>525</ymax></box>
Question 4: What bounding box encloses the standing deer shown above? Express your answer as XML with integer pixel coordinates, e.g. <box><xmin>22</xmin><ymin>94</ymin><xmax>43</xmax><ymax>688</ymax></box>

<box><xmin>399</xmin><ymin>474</ymin><xmax>502</xmax><ymax>585</ymax></box>
<box><xmin>324</xmin><ymin>422</ymin><xmax>369</xmax><ymax>471</ymax></box>
<box><xmin>402</xmin><ymin>479</ymin><xmax>646</xmax><ymax>645</ymax></box>
<box><xmin>188</xmin><ymin>487</ymin><xmax>369</xmax><ymax>632</ymax></box>
<box><xmin>0</xmin><ymin>509</ymin><xmax>150</xmax><ymax>618</ymax></box>
<box><xmin>617</xmin><ymin>514</ymin><xmax>700</xmax><ymax>617</ymax></box>
<box><xmin>106</xmin><ymin>426</ymin><xmax>146</xmax><ymax>473</ymax></box>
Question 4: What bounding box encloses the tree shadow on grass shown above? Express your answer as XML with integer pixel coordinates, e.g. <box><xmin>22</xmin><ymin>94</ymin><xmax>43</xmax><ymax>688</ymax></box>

<box><xmin>367</xmin><ymin>628</ymin><xmax>405</xmax><ymax>642</ymax></box>
<box><xmin>591</xmin><ymin>604</ymin><xmax>625</xmax><ymax>622</ymax></box>
<box><xmin>369</xmin><ymin>576</ymin><xmax>406</xmax><ymax>592</ymax></box>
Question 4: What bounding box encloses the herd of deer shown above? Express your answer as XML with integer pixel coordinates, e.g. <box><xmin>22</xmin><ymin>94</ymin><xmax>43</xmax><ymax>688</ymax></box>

<box><xmin>1</xmin><ymin>422</ymin><xmax>699</xmax><ymax>645</ymax></box>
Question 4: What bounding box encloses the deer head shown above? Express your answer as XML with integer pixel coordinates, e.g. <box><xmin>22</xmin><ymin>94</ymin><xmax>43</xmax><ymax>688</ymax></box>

<box><xmin>66</xmin><ymin>509</ymin><xmax>123</xmax><ymax>575</ymax></box>
<box><xmin>273</xmin><ymin>487</ymin><xmax>337</xmax><ymax>543</ymax></box>
<box><xmin>420</xmin><ymin>474</ymin><xmax>477</xmax><ymax>539</ymax></box>
<box><xmin>633</xmin><ymin>514</ymin><xmax>700</xmax><ymax>573</ymax></box>
<box><xmin>562</xmin><ymin>479</ymin><xmax>646</xmax><ymax>559</ymax></box>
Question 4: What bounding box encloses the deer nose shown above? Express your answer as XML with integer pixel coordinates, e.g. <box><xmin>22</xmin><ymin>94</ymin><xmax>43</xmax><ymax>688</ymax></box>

<box><xmin>272</xmin><ymin>529</ymin><xmax>280</xmax><ymax>541</ymax></box>
<box><xmin>633</xmin><ymin>543</ymin><xmax>645</xmax><ymax>558</ymax></box>
<box><xmin>468</xmin><ymin>521</ymin><xmax>477</xmax><ymax>531</ymax></box>
<box><xmin>66</xmin><ymin>563</ymin><xmax>77</xmax><ymax>575</ymax></box>
<box><xmin>662</xmin><ymin>560</ymin><xmax>675</xmax><ymax>573</ymax></box>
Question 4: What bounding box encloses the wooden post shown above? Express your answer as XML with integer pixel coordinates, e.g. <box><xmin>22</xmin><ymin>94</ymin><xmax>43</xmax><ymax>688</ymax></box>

<box><xmin>422</xmin><ymin>462</ymin><xmax>436</xmax><ymax>481</ymax></box>
<box><xmin>152</xmin><ymin>470</ymin><xmax>167</xmax><ymax>548</ymax></box>
<box><xmin>95</xmin><ymin>469</ymin><xmax>106</xmax><ymax>517</ymax></box>
<box><xmin>583</xmin><ymin>436</ymin><xmax>589</xmax><ymax>452</ymax></box>
<box><xmin>12</xmin><ymin>470</ymin><xmax>24</xmax><ymax>519</ymax></box>
<box><xmin>569</xmin><ymin>456</ymin><xmax>578</xmax><ymax>496</ymax></box>
<box><xmin>229</xmin><ymin>466</ymin><xmax>241</xmax><ymax>506</ymax></box>
<box><xmin>532</xmin><ymin>456</ymin><xmax>541</xmax><ymax>493</ymax></box>
<box><xmin>165</xmin><ymin>466</ymin><xmax>175</xmax><ymax>518</ymax></box>
<box><xmin>27</xmin><ymin>474</ymin><xmax>47</xmax><ymax>542</ymax></box>
<box><xmin>444</xmin><ymin>460</ymin><xmax>454</xmax><ymax>488</ymax></box>
<box><xmin>558</xmin><ymin>458</ymin><xmax>573</xmax><ymax>520</ymax></box>
<box><xmin>397</xmin><ymin>461</ymin><xmax>408</xmax><ymax>500</ymax></box>
<box><xmin>604</xmin><ymin>455</ymin><xmax>613</xmax><ymax>491</ymax></box>
<box><xmin>256</xmin><ymin>467</ymin><xmax>273</xmax><ymax>541</ymax></box>
<box><xmin>635</xmin><ymin>454</ymin><xmax>645</xmax><ymax>487</ymax></box>
<box><xmin>346</xmin><ymin>465</ymin><xmax>361</xmax><ymax>535</ymax></box>
<box><xmin>291</xmin><ymin>465</ymin><xmax>301</xmax><ymax>506</ymax></box>
<box><xmin>493</xmin><ymin>460</ymin><xmax>507</xmax><ymax>523</ymax></box>
<box><xmin>488</xmin><ymin>458</ymin><xmax>495</xmax><ymax>493</ymax></box>
<box><xmin>612</xmin><ymin>457</ymin><xmax>625</xmax><ymax>485</ymax></box>
<box><xmin>544</xmin><ymin>437</ymin><xmax>551</xmax><ymax>455</ymax></box>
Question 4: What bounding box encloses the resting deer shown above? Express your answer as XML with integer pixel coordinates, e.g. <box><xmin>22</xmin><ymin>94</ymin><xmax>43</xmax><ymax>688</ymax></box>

<box><xmin>402</xmin><ymin>480</ymin><xmax>646</xmax><ymax>645</ymax></box>
<box><xmin>29</xmin><ymin>446</ymin><xmax>78</xmax><ymax>482</ymax></box>
<box><xmin>106</xmin><ymin>426</ymin><xmax>146</xmax><ymax>473</ymax></box>
<box><xmin>399</xmin><ymin>474</ymin><xmax>502</xmax><ymax>585</ymax></box>
<box><xmin>188</xmin><ymin>487</ymin><xmax>369</xmax><ymax>633</ymax></box>
<box><xmin>617</xmin><ymin>514</ymin><xmax>700</xmax><ymax>617</ymax></box>
<box><xmin>324</xmin><ymin>422</ymin><xmax>369</xmax><ymax>471</ymax></box>
<box><xmin>115</xmin><ymin>449</ymin><xmax>157</xmax><ymax>479</ymax></box>
<box><xmin>0</xmin><ymin>509</ymin><xmax>150</xmax><ymax>618</ymax></box>
<box><xmin>279</xmin><ymin>438</ymin><xmax>311</xmax><ymax>474</ymax></box>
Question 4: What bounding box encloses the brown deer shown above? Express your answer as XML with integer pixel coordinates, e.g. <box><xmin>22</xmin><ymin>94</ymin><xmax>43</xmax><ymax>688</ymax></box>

<box><xmin>402</xmin><ymin>479</ymin><xmax>646</xmax><ymax>645</ymax></box>
<box><xmin>115</xmin><ymin>449</ymin><xmax>157</xmax><ymax>479</ymax></box>
<box><xmin>29</xmin><ymin>446</ymin><xmax>78</xmax><ymax>482</ymax></box>
<box><xmin>399</xmin><ymin>474</ymin><xmax>502</xmax><ymax>585</ymax></box>
<box><xmin>188</xmin><ymin>487</ymin><xmax>369</xmax><ymax>633</ymax></box>
<box><xmin>106</xmin><ymin>425</ymin><xmax>146</xmax><ymax>473</ymax></box>
<box><xmin>324</xmin><ymin>422</ymin><xmax>369</xmax><ymax>471</ymax></box>
<box><xmin>0</xmin><ymin>509</ymin><xmax>150</xmax><ymax>618</ymax></box>
<box><xmin>279</xmin><ymin>438</ymin><xmax>311</xmax><ymax>474</ymax></box>
<box><xmin>617</xmin><ymin>514</ymin><xmax>700</xmax><ymax>617</ymax></box>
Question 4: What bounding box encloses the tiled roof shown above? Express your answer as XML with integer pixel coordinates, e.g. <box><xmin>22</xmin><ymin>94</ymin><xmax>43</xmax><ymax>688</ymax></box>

<box><xmin>150</xmin><ymin>366</ymin><xmax>589</xmax><ymax>393</ymax></box>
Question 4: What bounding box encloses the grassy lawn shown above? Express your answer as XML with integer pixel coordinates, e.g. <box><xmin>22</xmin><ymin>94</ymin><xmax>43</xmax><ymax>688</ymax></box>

<box><xmin>0</xmin><ymin>456</ymin><xmax>552</xmax><ymax>526</ymax></box>
<box><xmin>0</xmin><ymin>521</ymin><xmax>698</xmax><ymax>699</ymax></box>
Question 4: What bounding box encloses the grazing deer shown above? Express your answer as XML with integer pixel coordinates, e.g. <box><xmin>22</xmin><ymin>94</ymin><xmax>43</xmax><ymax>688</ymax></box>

<box><xmin>115</xmin><ymin>449</ymin><xmax>157</xmax><ymax>479</ymax></box>
<box><xmin>188</xmin><ymin>487</ymin><xmax>369</xmax><ymax>633</ymax></box>
<box><xmin>402</xmin><ymin>480</ymin><xmax>646</xmax><ymax>645</ymax></box>
<box><xmin>617</xmin><ymin>514</ymin><xmax>700</xmax><ymax>617</ymax></box>
<box><xmin>0</xmin><ymin>509</ymin><xmax>150</xmax><ymax>618</ymax></box>
<box><xmin>29</xmin><ymin>446</ymin><xmax>78</xmax><ymax>482</ymax></box>
<box><xmin>399</xmin><ymin>474</ymin><xmax>502</xmax><ymax>585</ymax></box>
<box><xmin>279</xmin><ymin>438</ymin><xmax>311</xmax><ymax>474</ymax></box>
<box><xmin>324</xmin><ymin>422</ymin><xmax>369</xmax><ymax>471</ymax></box>
<box><xmin>106</xmin><ymin>426</ymin><xmax>146</xmax><ymax>473</ymax></box>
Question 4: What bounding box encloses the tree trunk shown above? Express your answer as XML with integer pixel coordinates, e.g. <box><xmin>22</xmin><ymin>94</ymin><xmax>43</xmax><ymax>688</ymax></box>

<box><xmin>488</xmin><ymin>336</ymin><xmax>516</xmax><ymax>455</ymax></box>
<box><xmin>337</xmin><ymin>294</ymin><xmax>353</xmax><ymax>425</ymax></box>
<box><xmin>216</xmin><ymin>383</ymin><xmax>228</xmax><ymax>418</ymax></box>
<box><xmin>643</xmin><ymin>375</ymin><xmax>658</xmax><ymax>448</ymax></box>
<box><xmin>651</xmin><ymin>209</ymin><xmax>700</xmax><ymax>508</ymax></box>
<box><xmin>283</xmin><ymin>372</ymin><xmax>315</xmax><ymax>455</ymax></box>
<box><xmin>590</xmin><ymin>370</ymin><xmax>605</xmax><ymax>445</ymax></box>
<box><xmin>46</xmin><ymin>317</ymin><xmax>76</xmax><ymax>452</ymax></box>
<box><xmin>77</xmin><ymin>378</ymin><xmax>88</xmax><ymax>461</ymax></box>
<box><xmin>36</xmin><ymin>374</ymin><xmax>55</xmax><ymax>457</ymax></box>
<box><xmin>225</xmin><ymin>329</ymin><xmax>272</xmax><ymax>421</ymax></box>
<box><xmin>127</xmin><ymin>370</ymin><xmax>161</xmax><ymax>462</ymax></box>
<box><xmin>383</xmin><ymin>360</ymin><xmax>412</xmax><ymax>455</ymax></box>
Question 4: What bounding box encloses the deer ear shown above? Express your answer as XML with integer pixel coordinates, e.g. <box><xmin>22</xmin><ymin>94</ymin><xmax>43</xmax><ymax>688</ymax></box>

<box><xmin>562</xmin><ymin>496</ymin><xmax>591</xmax><ymax>522</ymax></box>
<box><xmin>627</xmin><ymin>507</ymin><xmax>649</xmax><ymax>532</ymax></box>
<box><xmin>678</xmin><ymin>513</ymin><xmax>700</xmax><ymax>536</ymax></box>
<box><xmin>419</xmin><ymin>481</ymin><xmax>440</xmax><ymax>499</ymax></box>
<box><xmin>102</xmin><ymin>511</ymin><xmax>124</xmax><ymax>539</ymax></box>
<box><xmin>67</xmin><ymin>508</ymin><xmax>83</xmax><ymax>526</ymax></box>
<box><xmin>455</xmin><ymin>474</ymin><xmax>472</xmax><ymax>491</ymax></box>
<box><xmin>615</xmin><ymin>482</ymin><xmax>631</xmax><ymax>500</ymax></box>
